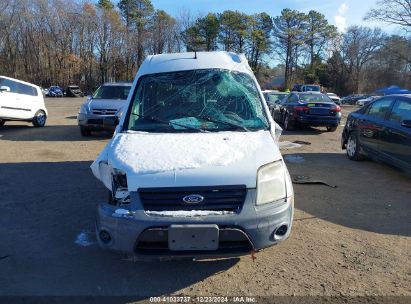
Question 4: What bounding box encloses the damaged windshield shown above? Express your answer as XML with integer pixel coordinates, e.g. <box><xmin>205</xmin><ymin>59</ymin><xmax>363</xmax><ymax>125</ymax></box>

<box><xmin>125</xmin><ymin>69</ymin><xmax>269</xmax><ymax>132</ymax></box>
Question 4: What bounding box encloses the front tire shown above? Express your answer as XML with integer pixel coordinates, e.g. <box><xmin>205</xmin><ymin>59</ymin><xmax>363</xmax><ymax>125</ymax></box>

<box><xmin>80</xmin><ymin>126</ymin><xmax>91</xmax><ymax>136</ymax></box>
<box><xmin>32</xmin><ymin>111</ymin><xmax>46</xmax><ymax>127</ymax></box>
<box><xmin>327</xmin><ymin>125</ymin><xmax>338</xmax><ymax>132</ymax></box>
<box><xmin>346</xmin><ymin>133</ymin><xmax>365</xmax><ymax>161</ymax></box>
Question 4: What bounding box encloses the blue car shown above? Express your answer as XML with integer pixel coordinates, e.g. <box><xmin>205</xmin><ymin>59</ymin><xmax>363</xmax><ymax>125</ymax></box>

<box><xmin>342</xmin><ymin>94</ymin><xmax>411</xmax><ymax>172</ymax></box>
<box><xmin>273</xmin><ymin>92</ymin><xmax>341</xmax><ymax>131</ymax></box>
<box><xmin>47</xmin><ymin>86</ymin><xmax>63</xmax><ymax>97</ymax></box>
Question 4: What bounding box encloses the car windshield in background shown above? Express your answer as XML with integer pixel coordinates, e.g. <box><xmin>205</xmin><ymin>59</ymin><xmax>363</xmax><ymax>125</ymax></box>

<box><xmin>126</xmin><ymin>69</ymin><xmax>269</xmax><ymax>132</ymax></box>
<box><xmin>304</xmin><ymin>85</ymin><xmax>320</xmax><ymax>92</ymax></box>
<box><xmin>265</xmin><ymin>93</ymin><xmax>287</xmax><ymax>103</ymax></box>
<box><xmin>298</xmin><ymin>93</ymin><xmax>333</xmax><ymax>103</ymax></box>
<box><xmin>93</xmin><ymin>85</ymin><xmax>131</xmax><ymax>100</ymax></box>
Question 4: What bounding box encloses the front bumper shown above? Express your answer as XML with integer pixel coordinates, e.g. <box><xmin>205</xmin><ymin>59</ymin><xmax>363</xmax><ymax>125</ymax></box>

<box><xmin>77</xmin><ymin>113</ymin><xmax>116</xmax><ymax>131</ymax></box>
<box><xmin>95</xmin><ymin>189</ymin><xmax>294</xmax><ymax>258</ymax></box>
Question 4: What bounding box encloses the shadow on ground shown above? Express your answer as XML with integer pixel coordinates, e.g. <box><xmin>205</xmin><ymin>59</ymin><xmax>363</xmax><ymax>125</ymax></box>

<box><xmin>284</xmin><ymin>152</ymin><xmax>411</xmax><ymax>237</ymax></box>
<box><xmin>0</xmin><ymin>125</ymin><xmax>112</xmax><ymax>141</ymax></box>
<box><xmin>0</xmin><ymin>161</ymin><xmax>238</xmax><ymax>297</ymax></box>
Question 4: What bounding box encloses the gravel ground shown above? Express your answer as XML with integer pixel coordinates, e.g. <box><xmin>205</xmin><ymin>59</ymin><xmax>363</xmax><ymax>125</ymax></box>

<box><xmin>0</xmin><ymin>98</ymin><xmax>410</xmax><ymax>300</ymax></box>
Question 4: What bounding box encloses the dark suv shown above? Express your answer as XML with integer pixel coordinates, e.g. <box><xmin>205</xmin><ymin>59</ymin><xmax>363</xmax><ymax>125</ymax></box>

<box><xmin>66</xmin><ymin>85</ymin><xmax>84</xmax><ymax>97</ymax></box>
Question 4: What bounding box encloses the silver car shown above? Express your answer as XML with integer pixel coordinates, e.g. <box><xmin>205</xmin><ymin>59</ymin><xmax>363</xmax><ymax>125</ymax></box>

<box><xmin>77</xmin><ymin>82</ymin><xmax>132</xmax><ymax>136</ymax></box>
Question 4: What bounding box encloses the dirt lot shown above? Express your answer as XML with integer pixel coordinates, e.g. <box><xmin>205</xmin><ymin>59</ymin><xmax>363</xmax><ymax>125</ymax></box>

<box><xmin>0</xmin><ymin>98</ymin><xmax>410</xmax><ymax>299</ymax></box>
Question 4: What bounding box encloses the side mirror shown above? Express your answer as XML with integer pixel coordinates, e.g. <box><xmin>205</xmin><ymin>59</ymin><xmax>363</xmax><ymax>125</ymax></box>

<box><xmin>103</xmin><ymin>116</ymin><xmax>118</xmax><ymax>129</ymax></box>
<box><xmin>0</xmin><ymin>86</ymin><xmax>10</xmax><ymax>92</ymax></box>
<box><xmin>401</xmin><ymin>120</ymin><xmax>411</xmax><ymax>128</ymax></box>
<box><xmin>270</xmin><ymin>121</ymin><xmax>283</xmax><ymax>144</ymax></box>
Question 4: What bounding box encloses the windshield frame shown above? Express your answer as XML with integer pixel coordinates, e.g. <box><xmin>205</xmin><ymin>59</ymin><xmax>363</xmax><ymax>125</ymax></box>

<box><xmin>121</xmin><ymin>68</ymin><xmax>270</xmax><ymax>133</ymax></box>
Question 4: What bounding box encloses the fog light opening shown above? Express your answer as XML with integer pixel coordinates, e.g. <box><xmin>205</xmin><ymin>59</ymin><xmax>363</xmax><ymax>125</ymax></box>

<box><xmin>99</xmin><ymin>230</ymin><xmax>112</xmax><ymax>244</ymax></box>
<box><xmin>275</xmin><ymin>225</ymin><xmax>288</xmax><ymax>237</ymax></box>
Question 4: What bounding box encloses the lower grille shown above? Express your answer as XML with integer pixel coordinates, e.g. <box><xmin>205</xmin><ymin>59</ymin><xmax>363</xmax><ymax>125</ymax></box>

<box><xmin>135</xmin><ymin>227</ymin><xmax>253</xmax><ymax>255</ymax></box>
<box><xmin>139</xmin><ymin>185</ymin><xmax>247</xmax><ymax>212</ymax></box>
<box><xmin>87</xmin><ymin>119</ymin><xmax>103</xmax><ymax>125</ymax></box>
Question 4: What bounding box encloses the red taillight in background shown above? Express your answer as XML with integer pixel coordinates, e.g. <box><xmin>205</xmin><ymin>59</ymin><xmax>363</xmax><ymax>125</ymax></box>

<box><xmin>294</xmin><ymin>106</ymin><xmax>310</xmax><ymax>111</ymax></box>
<box><xmin>331</xmin><ymin>105</ymin><xmax>341</xmax><ymax>112</ymax></box>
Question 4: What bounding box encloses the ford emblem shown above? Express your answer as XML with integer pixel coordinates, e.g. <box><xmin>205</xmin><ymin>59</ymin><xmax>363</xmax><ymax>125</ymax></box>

<box><xmin>182</xmin><ymin>194</ymin><xmax>204</xmax><ymax>204</ymax></box>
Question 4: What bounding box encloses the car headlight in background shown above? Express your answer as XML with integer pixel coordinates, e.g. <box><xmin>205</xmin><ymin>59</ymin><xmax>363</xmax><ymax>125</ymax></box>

<box><xmin>256</xmin><ymin>161</ymin><xmax>286</xmax><ymax>205</ymax></box>
<box><xmin>79</xmin><ymin>104</ymin><xmax>89</xmax><ymax>114</ymax></box>
<box><xmin>116</xmin><ymin>108</ymin><xmax>124</xmax><ymax>119</ymax></box>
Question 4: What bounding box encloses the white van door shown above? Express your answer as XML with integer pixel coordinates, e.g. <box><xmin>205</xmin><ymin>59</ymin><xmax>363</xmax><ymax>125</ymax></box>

<box><xmin>15</xmin><ymin>82</ymin><xmax>39</xmax><ymax>119</ymax></box>
<box><xmin>0</xmin><ymin>78</ymin><xmax>34</xmax><ymax>119</ymax></box>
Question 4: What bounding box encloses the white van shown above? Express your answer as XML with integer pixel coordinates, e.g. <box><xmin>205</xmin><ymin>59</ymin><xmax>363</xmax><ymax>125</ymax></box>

<box><xmin>91</xmin><ymin>52</ymin><xmax>294</xmax><ymax>258</ymax></box>
<box><xmin>0</xmin><ymin>76</ymin><xmax>48</xmax><ymax>127</ymax></box>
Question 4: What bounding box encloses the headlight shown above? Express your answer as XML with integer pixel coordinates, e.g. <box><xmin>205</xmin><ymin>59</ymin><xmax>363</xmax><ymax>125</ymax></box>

<box><xmin>79</xmin><ymin>104</ymin><xmax>89</xmax><ymax>114</ymax></box>
<box><xmin>116</xmin><ymin>108</ymin><xmax>124</xmax><ymax>119</ymax></box>
<box><xmin>256</xmin><ymin>161</ymin><xmax>286</xmax><ymax>205</ymax></box>
<box><xmin>111</xmin><ymin>169</ymin><xmax>130</xmax><ymax>204</ymax></box>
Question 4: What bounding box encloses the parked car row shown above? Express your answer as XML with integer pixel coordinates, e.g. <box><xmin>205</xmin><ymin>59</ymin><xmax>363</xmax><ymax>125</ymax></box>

<box><xmin>40</xmin><ymin>85</ymin><xmax>85</xmax><ymax>97</ymax></box>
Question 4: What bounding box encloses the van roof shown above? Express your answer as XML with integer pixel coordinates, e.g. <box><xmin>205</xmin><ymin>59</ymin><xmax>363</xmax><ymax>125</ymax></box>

<box><xmin>102</xmin><ymin>82</ymin><xmax>133</xmax><ymax>86</ymax></box>
<box><xmin>0</xmin><ymin>75</ymin><xmax>40</xmax><ymax>89</ymax></box>
<box><xmin>137</xmin><ymin>51</ymin><xmax>253</xmax><ymax>78</ymax></box>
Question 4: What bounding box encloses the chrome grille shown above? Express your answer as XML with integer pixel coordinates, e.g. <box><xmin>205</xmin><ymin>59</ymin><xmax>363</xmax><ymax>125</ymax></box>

<box><xmin>139</xmin><ymin>185</ymin><xmax>247</xmax><ymax>212</ymax></box>
<box><xmin>92</xmin><ymin>109</ymin><xmax>117</xmax><ymax>115</ymax></box>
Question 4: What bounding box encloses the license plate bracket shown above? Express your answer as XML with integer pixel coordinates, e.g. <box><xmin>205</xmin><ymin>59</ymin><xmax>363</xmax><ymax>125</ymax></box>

<box><xmin>168</xmin><ymin>224</ymin><xmax>219</xmax><ymax>251</ymax></box>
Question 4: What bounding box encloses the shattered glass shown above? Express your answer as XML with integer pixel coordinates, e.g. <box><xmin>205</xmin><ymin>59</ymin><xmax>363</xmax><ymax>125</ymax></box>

<box><xmin>126</xmin><ymin>69</ymin><xmax>269</xmax><ymax>132</ymax></box>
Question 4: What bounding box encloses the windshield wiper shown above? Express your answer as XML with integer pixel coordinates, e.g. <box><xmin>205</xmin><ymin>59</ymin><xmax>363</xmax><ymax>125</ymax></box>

<box><xmin>130</xmin><ymin>113</ymin><xmax>208</xmax><ymax>133</ymax></box>
<box><xmin>196</xmin><ymin>115</ymin><xmax>251</xmax><ymax>132</ymax></box>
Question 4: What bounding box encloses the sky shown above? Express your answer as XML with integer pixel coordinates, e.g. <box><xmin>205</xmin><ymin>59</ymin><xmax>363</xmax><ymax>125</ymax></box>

<box><xmin>150</xmin><ymin>0</ymin><xmax>394</xmax><ymax>33</ymax></box>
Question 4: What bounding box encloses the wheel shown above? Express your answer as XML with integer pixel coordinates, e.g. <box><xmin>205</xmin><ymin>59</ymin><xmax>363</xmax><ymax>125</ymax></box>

<box><xmin>283</xmin><ymin>114</ymin><xmax>295</xmax><ymax>131</ymax></box>
<box><xmin>346</xmin><ymin>133</ymin><xmax>365</xmax><ymax>161</ymax></box>
<box><xmin>32</xmin><ymin>111</ymin><xmax>46</xmax><ymax>127</ymax></box>
<box><xmin>0</xmin><ymin>119</ymin><xmax>5</xmax><ymax>127</ymax></box>
<box><xmin>80</xmin><ymin>126</ymin><xmax>92</xmax><ymax>136</ymax></box>
<box><xmin>326</xmin><ymin>125</ymin><xmax>338</xmax><ymax>132</ymax></box>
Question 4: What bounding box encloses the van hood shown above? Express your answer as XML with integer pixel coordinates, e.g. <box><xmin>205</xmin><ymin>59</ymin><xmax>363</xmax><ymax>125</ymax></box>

<box><xmin>86</xmin><ymin>99</ymin><xmax>127</xmax><ymax>111</ymax></box>
<box><xmin>91</xmin><ymin>130</ymin><xmax>282</xmax><ymax>190</ymax></box>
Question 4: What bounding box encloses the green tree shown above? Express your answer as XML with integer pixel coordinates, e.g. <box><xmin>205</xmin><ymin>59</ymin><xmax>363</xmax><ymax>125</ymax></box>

<box><xmin>218</xmin><ymin>11</ymin><xmax>249</xmax><ymax>52</ymax></box>
<box><xmin>197</xmin><ymin>13</ymin><xmax>220</xmax><ymax>51</ymax></box>
<box><xmin>98</xmin><ymin>0</ymin><xmax>114</xmax><ymax>10</ymax></box>
<box><xmin>273</xmin><ymin>9</ymin><xmax>308</xmax><ymax>89</ymax></box>
<box><xmin>149</xmin><ymin>9</ymin><xmax>176</xmax><ymax>54</ymax></box>
<box><xmin>247</xmin><ymin>13</ymin><xmax>273</xmax><ymax>72</ymax></box>
<box><xmin>118</xmin><ymin>0</ymin><xmax>154</xmax><ymax>69</ymax></box>
<box><xmin>305</xmin><ymin>11</ymin><xmax>337</xmax><ymax>69</ymax></box>
<box><xmin>182</xmin><ymin>13</ymin><xmax>219</xmax><ymax>51</ymax></box>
